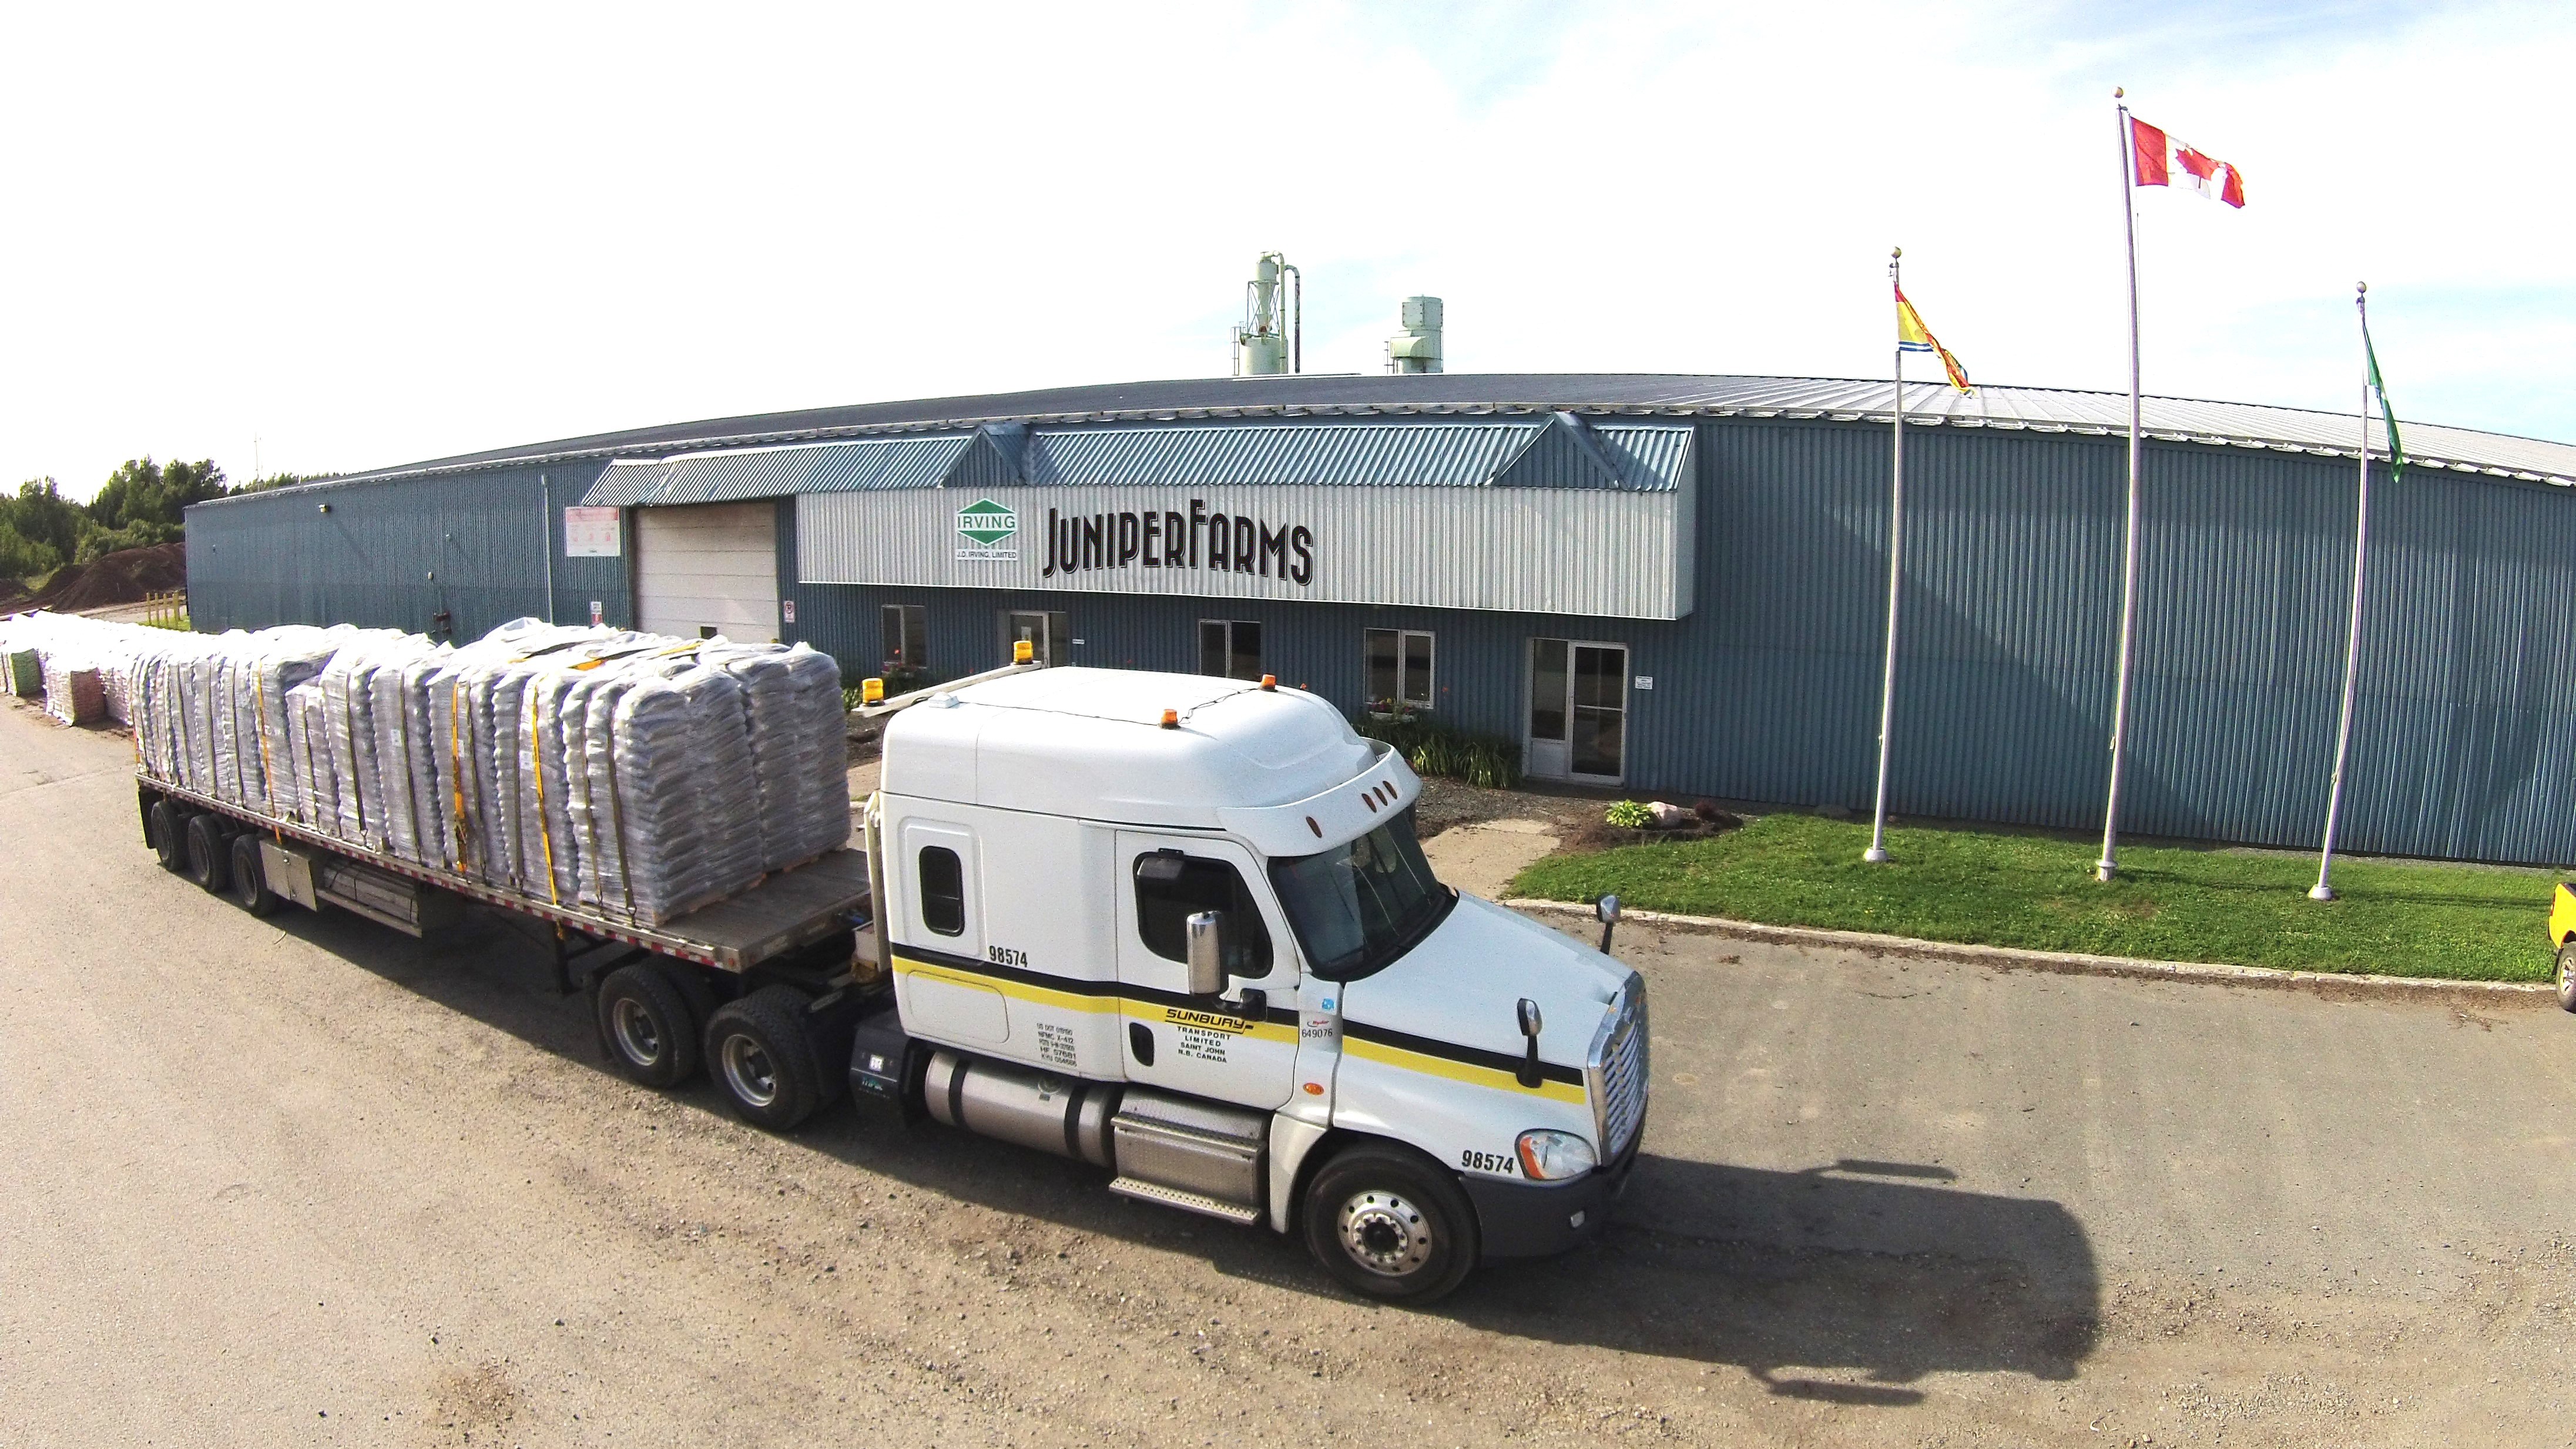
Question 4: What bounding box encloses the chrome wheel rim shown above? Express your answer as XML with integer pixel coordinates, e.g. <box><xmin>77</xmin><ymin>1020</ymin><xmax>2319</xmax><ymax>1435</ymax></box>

<box><xmin>611</xmin><ymin>998</ymin><xmax>664</xmax><ymax>1065</ymax></box>
<box><xmin>721</xmin><ymin>1034</ymin><xmax>779</xmax><ymax>1108</ymax></box>
<box><xmin>1336</xmin><ymin>1189</ymin><xmax>1434</xmax><ymax>1277</ymax></box>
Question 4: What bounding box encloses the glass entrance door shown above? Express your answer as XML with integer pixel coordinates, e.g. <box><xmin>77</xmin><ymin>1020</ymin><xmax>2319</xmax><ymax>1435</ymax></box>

<box><xmin>1526</xmin><ymin>638</ymin><xmax>1627</xmax><ymax>783</ymax></box>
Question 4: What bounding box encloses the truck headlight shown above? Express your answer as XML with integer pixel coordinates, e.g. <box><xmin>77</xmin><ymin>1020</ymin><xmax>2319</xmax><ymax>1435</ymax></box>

<box><xmin>1514</xmin><ymin>1129</ymin><xmax>1598</xmax><ymax>1181</ymax></box>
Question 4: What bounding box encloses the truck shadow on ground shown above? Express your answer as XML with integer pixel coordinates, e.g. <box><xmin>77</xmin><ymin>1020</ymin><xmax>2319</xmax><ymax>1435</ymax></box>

<box><xmin>309</xmin><ymin>908</ymin><xmax>2099</xmax><ymax>1403</ymax></box>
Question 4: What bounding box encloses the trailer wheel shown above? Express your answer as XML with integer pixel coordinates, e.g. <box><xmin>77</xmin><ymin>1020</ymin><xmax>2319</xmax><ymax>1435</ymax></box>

<box><xmin>1302</xmin><ymin>1143</ymin><xmax>1480</xmax><ymax>1304</ymax></box>
<box><xmin>705</xmin><ymin>986</ymin><xmax>824</xmax><ymax>1132</ymax></box>
<box><xmin>595</xmin><ymin>964</ymin><xmax>705</xmax><ymax>1089</ymax></box>
<box><xmin>149</xmin><ymin>800</ymin><xmax>189</xmax><ymax>873</ymax></box>
<box><xmin>2557</xmin><ymin>944</ymin><xmax>2576</xmax><ymax>1013</ymax></box>
<box><xmin>184</xmin><ymin>812</ymin><xmax>232</xmax><ymax>893</ymax></box>
<box><xmin>227</xmin><ymin>833</ymin><xmax>279</xmax><ymax>917</ymax></box>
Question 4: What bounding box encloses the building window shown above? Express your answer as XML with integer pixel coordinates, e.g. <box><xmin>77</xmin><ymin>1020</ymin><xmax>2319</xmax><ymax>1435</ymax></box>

<box><xmin>918</xmin><ymin>846</ymin><xmax>965</xmax><ymax>936</ymax></box>
<box><xmin>1199</xmin><ymin>620</ymin><xmax>1263</xmax><ymax>680</ymax></box>
<box><xmin>881</xmin><ymin>604</ymin><xmax>928</xmax><ymax>682</ymax></box>
<box><xmin>1365</xmin><ymin>629</ymin><xmax>1434</xmax><ymax>712</ymax></box>
<box><xmin>1002</xmin><ymin>610</ymin><xmax>1069</xmax><ymax>666</ymax></box>
<box><xmin>1133</xmin><ymin>850</ymin><xmax>1273</xmax><ymax>978</ymax></box>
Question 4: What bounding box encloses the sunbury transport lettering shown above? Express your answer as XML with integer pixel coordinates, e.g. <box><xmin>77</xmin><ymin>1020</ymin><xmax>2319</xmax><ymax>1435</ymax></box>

<box><xmin>1041</xmin><ymin>499</ymin><xmax>1315</xmax><ymax>585</ymax></box>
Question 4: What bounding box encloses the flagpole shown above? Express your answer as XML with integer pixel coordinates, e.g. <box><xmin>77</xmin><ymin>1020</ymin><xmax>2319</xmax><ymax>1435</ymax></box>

<box><xmin>2311</xmin><ymin>280</ymin><xmax>2374</xmax><ymax>901</ymax></box>
<box><xmin>2098</xmin><ymin>87</ymin><xmax>2145</xmax><ymax>884</ymax></box>
<box><xmin>1866</xmin><ymin>247</ymin><xmax>1906</xmax><ymax>864</ymax></box>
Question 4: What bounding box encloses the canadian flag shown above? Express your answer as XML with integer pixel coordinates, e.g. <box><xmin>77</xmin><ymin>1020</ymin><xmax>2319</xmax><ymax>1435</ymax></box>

<box><xmin>2129</xmin><ymin>115</ymin><xmax>2245</xmax><ymax>207</ymax></box>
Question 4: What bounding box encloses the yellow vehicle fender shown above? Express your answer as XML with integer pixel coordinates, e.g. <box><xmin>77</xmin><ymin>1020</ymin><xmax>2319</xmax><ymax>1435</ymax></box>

<box><xmin>2550</xmin><ymin>882</ymin><xmax>2576</xmax><ymax>948</ymax></box>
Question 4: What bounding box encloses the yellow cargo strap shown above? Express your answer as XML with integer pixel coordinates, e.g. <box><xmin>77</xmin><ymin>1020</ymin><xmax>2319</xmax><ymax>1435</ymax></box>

<box><xmin>251</xmin><ymin>674</ymin><xmax>283</xmax><ymax>841</ymax></box>
<box><xmin>448</xmin><ymin>680</ymin><xmax>471</xmax><ymax>875</ymax></box>
<box><xmin>527</xmin><ymin>690</ymin><xmax>561</xmax><ymax>905</ymax></box>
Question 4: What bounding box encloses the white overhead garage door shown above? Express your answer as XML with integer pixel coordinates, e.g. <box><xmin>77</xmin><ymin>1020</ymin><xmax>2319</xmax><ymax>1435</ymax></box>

<box><xmin>633</xmin><ymin>502</ymin><xmax>780</xmax><ymax>643</ymax></box>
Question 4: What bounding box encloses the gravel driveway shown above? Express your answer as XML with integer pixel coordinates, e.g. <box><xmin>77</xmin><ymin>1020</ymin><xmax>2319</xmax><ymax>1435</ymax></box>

<box><xmin>8</xmin><ymin>702</ymin><xmax>2572</xmax><ymax>1446</ymax></box>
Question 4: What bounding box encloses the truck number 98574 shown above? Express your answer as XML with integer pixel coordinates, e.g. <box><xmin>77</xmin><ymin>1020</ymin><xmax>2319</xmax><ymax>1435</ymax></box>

<box><xmin>1460</xmin><ymin>1149</ymin><xmax>1517</xmax><ymax>1175</ymax></box>
<box><xmin>988</xmin><ymin>945</ymin><xmax>1029</xmax><ymax>968</ymax></box>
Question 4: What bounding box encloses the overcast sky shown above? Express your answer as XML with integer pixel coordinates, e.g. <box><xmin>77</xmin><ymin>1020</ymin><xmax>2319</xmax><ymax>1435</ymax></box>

<box><xmin>3</xmin><ymin>0</ymin><xmax>2567</xmax><ymax>497</ymax></box>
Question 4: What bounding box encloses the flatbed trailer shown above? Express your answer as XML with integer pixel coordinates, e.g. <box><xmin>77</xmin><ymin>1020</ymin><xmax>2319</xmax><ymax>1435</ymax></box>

<box><xmin>134</xmin><ymin>771</ymin><xmax>877</xmax><ymax>996</ymax></box>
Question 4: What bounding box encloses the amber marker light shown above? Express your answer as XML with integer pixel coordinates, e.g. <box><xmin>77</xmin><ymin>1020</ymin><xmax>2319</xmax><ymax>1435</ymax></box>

<box><xmin>1159</xmin><ymin>708</ymin><xmax>1179</xmax><ymax>729</ymax></box>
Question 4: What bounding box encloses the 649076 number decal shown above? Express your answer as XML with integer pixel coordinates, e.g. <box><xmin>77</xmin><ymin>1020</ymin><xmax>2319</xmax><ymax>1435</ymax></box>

<box><xmin>1459</xmin><ymin>1149</ymin><xmax>1516</xmax><ymax>1175</ymax></box>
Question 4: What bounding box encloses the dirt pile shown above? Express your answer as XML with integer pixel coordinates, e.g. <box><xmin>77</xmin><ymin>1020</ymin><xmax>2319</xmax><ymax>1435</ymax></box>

<box><xmin>16</xmin><ymin>542</ymin><xmax>187</xmax><ymax>614</ymax></box>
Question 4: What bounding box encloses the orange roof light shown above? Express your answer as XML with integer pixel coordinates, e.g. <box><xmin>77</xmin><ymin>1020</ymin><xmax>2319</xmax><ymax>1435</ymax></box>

<box><xmin>1260</xmin><ymin>675</ymin><xmax>1277</xmax><ymax>690</ymax></box>
<box><xmin>1159</xmin><ymin>708</ymin><xmax>1179</xmax><ymax>729</ymax></box>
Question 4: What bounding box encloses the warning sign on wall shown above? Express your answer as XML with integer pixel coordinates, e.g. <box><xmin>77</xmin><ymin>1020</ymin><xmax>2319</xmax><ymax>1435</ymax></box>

<box><xmin>564</xmin><ymin>507</ymin><xmax>622</xmax><ymax>558</ymax></box>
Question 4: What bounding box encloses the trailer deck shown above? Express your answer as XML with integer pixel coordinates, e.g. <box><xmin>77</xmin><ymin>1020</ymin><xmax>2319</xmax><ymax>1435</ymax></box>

<box><xmin>140</xmin><ymin>773</ymin><xmax>871</xmax><ymax>972</ymax></box>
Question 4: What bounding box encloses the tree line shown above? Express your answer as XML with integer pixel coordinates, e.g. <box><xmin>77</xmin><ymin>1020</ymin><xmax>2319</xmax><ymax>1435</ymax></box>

<box><xmin>0</xmin><ymin>459</ymin><xmax>314</xmax><ymax>582</ymax></box>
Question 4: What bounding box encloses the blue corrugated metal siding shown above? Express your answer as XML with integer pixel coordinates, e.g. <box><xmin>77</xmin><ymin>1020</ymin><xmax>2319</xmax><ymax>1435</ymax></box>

<box><xmin>797</xmin><ymin>417</ymin><xmax>2576</xmax><ymax>867</ymax></box>
<box><xmin>186</xmin><ymin>461</ymin><xmax>621</xmax><ymax>640</ymax></box>
<box><xmin>192</xmin><ymin>410</ymin><xmax>2576</xmax><ymax>867</ymax></box>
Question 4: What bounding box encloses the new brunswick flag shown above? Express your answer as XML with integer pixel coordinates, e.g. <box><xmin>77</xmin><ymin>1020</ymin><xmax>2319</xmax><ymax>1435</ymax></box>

<box><xmin>1896</xmin><ymin>287</ymin><xmax>1971</xmax><ymax>393</ymax></box>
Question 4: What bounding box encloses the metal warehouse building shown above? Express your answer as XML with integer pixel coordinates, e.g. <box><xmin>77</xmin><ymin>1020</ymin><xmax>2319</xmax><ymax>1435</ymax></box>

<box><xmin>185</xmin><ymin>374</ymin><xmax>2576</xmax><ymax>866</ymax></box>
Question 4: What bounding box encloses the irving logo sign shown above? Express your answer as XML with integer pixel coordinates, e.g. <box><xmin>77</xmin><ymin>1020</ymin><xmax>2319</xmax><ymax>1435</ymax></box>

<box><xmin>1041</xmin><ymin>500</ymin><xmax>1314</xmax><ymax>586</ymax></box>
<box><xmin>954</xmin><ymin>499</ymin><xmax>1018</xmax><ymax>561</ymax></box>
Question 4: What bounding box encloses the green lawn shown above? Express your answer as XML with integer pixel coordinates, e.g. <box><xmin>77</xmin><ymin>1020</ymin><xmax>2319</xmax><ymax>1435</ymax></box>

<box><xmin>1508</xmin><ymin>813</ymin><xmax>2559</xmax><ymax>982</ymax></box>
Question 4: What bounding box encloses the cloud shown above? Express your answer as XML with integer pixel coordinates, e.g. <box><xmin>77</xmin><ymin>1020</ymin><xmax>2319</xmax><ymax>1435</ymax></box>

<box><xmin>0</xmin><ymin>0</ymin><xmax>2562</xmax><ymax>496</ymax></box>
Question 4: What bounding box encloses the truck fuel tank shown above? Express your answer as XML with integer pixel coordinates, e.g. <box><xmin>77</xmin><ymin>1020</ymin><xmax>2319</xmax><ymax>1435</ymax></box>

<box><xmin>923</xmin><ymin>1050</ymin><xmax>1118</xmax><ymax>1169</ymax></box>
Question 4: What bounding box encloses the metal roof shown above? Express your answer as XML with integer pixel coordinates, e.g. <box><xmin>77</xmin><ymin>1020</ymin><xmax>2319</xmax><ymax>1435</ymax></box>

<box><xmin>207</xmin><ymin>372</ymin><xmax>2576</xmax><ymax>507</ymax></box>
<box><xmin>576</xmin><ymin>416</ymin><xmax>1693</xmax><ymax>506</ymax></box>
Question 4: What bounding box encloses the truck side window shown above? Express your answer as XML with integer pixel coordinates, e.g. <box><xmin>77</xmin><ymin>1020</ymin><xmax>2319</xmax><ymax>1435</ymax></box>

<box><xmin>919</xmin><ymin>846</ymin><xmax>965</xmax><ymax>936</ymax></box>
<box><xmin>1133</xmin><ymin>852</ymin><xmax>1272</xmax><ymax>978</ymax></box>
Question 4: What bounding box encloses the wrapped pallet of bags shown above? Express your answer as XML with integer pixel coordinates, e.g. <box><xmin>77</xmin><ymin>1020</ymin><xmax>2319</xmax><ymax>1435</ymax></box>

<box><xmin>284</xmin><ymin>679</ymin><xmax>340</xmax><ymax>830</ymax></box>
<box><xmin>243</xmin><ymin>626</ymin><xmax>349</xmax><ymax>823</ymax></box>
<box><xmin>578</xmin><ymin>656</ymin><xmax>763</xmax><ymax>924</ymax></box>
<box><xmin>42</xmin><ymin>653</ymin><xmax>106</xmax><ymax>726</ymax></box>
<box><xmin>430</xmin><ymin>620</ymin><xmax>630</xmax><ymax>884</ymax></box>
<box><xmin>6</xmin><ymin>646</ymin><xmax>38</xmax><ymax>698</ymax></box>
<box><xmin>704</xmin><ymin>641</ymin><xmax>851</xmax><ymax>872</ymax></box>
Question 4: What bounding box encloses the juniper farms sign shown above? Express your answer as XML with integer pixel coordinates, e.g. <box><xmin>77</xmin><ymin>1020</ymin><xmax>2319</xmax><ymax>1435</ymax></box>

<box><xmin>797</xmin><ymin>484</ymin><xmax>1692</xmax><ymax>620</ymax></box>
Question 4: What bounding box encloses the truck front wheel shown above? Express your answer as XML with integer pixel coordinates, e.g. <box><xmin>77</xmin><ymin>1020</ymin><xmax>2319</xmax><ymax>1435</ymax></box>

<box><xmin>2557</xmin><ymin>943</ymin><xmax>2576</xmax><ymax>1013</ymax></box>
<box><xmin>1302</xmin><ymin>1143</ymin><xmax>1480</xmax><ymax>1303</ymax></box>
<box><xmin>705</xmin><ymin>986</ymin><xmax>825</xmax><ymax>1132</ymax></box>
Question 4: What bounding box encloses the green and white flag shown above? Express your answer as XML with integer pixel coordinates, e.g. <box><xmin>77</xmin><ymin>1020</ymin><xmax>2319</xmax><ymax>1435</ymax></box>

<box><xmin>2363</xmin><ymin>316</ymin><xmax>2404</xmax><ymax>484</ymax></box>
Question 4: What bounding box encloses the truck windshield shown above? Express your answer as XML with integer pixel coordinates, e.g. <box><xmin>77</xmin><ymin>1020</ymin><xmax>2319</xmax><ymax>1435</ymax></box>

<box><xmin>1269</xmin><ymin>806</ymin><xmax>1455</xmax><ymax>982</ymax></box>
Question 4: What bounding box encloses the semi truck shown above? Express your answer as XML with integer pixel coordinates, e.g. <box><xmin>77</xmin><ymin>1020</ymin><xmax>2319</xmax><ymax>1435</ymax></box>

<box><xmin>134</xmin><ymin>650</ymin><xmax>1647</xmax><ymax>1302</ymax></box>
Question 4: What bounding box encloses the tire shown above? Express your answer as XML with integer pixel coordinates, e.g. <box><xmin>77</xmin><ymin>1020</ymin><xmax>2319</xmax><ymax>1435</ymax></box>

<box><xmin>1302</xmin><ymin>1142</ymin><xmax>1481</xmax><ymax>1304</ymax></box>
<box><xmin>228</xmin><ymin>833</ymin><xmax>279</xmax><ymax>917</ymax></box>
<box><xmin>2557</xmin><ymin>943</ymin><xmax>2576</xmax><ymax>1014</ymax></box>
<box><xmin>595</xmin><ymin>964</ymin><xmax>706</xmax><ymax>1089</ymax></box>
<box><xmin>184</xmin><ymin>812</ymin><xmax>232</xmax><ymax>893</ymax></box>
<box><xmin>704</xmin><ymin>985</ymin><xmax>826</xmax><ymax>1132</ymax></box>
<box><xmin>149</xmin><ymin>800</ymin><xmax>189</xmax><ymax>873</ymax></box>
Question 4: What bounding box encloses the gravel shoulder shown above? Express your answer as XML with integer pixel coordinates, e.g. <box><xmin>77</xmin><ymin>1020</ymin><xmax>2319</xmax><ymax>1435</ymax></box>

<box><xmin>9</xmin><ymin>702</ymin><xmax>2575</xmax><ymax>1447</ymax></box>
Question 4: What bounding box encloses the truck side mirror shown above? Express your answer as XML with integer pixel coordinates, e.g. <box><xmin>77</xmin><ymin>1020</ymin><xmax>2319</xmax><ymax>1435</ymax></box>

<box><xmin>1515</xmin><ymin>998</ymin><xmax>1544</xmax><ymax>1088</ymax></box>
<box><xmin>1185</xmin><ymin>910</ymin><xmax>1227</xmax><ymax>996</ymax></box>
<box><xmin>1595</xmin><ymin>894</ymin><xmax>1621</xmax><ymax>954</ymax></box>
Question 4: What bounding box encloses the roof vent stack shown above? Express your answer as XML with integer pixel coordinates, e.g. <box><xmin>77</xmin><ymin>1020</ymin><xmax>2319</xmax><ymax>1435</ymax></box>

<box><xmin>1232</xmin><ymin>252</ymin><xmax>1300</xmax><ymax>377</ymax></box>
<box><xmin>1386</xmin><ymin>296</ymin><xmax>1443</xmax><ymax>375</ymax></box>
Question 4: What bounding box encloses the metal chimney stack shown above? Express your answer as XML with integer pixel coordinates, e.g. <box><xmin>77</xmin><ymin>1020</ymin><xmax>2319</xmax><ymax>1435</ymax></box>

<box><xmin>1386</xmin><ymin>295</ymin><xmax>1443</xmax><ymax>374</ymax></box>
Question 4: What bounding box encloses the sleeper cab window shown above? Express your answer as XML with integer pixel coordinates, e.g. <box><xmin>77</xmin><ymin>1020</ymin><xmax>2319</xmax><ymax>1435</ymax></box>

<box><xmin>918</xmin><ymin>845</ymin><xmax>965</xmax><ymax>936</ymax></box>
<box><xmin>1133</xmin><ymin>850</ymin><xmax>1273</xmax><ymax>978</ymax></box>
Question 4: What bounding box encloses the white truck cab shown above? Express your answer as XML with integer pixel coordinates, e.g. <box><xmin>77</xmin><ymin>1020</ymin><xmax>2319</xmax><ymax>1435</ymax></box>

<box><xmin>854</xmin><ymin>664</ymin><xmax>1647</xmax><ymax>1300</ymax></box>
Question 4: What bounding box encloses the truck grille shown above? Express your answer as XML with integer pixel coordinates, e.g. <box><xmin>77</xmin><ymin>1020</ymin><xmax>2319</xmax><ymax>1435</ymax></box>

<box><xmin>1589</xmin><ymin>977</ymin><xmax>1648</xmax><ymax>1155</ymax></box>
